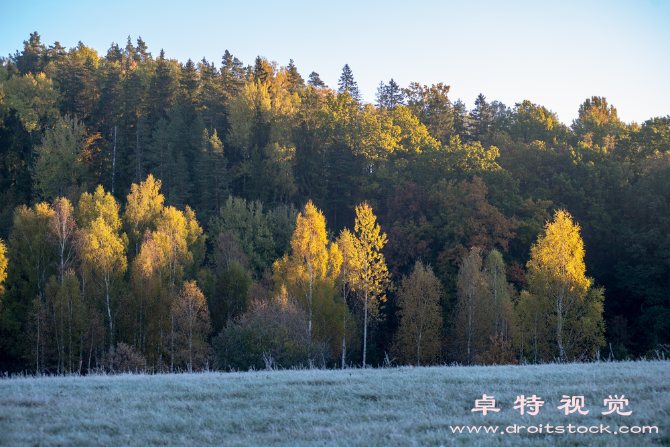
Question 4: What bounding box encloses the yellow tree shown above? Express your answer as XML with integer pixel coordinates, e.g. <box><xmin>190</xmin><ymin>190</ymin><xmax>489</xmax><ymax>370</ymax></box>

<box><xmin>123</xmin><ymin>174</ymin><xmax>164</xmax><ymax>256</ymax></box>
<box><xmin>77</xmin><ymin>184</ymin><xmax>122</xmax><ymax>232</ymax></box>
<box><xmin>353</xmin><ymin>203</ymin><xmax>389</xmax><ymax>368</ymax></box>
<box><xmin>0</xmin><ymin>238</ymin><xmax>7</xmax><ymax>301</ymax></box>
<box><xmin>393</xmin><ymin>261</ymin><xmax>443</xmax><ymax>366</ymax></box>
<box><xmin>82</xmin><ymin>216</ymin><xmax>127</xmax><ymax>350</ymax></box>
<box><xmin>78</xmin><ymin>186</ymin><xmax>126</xmax><ymax>350</ymax></box>
<box><xmin>172</xmin><ymin>281</ymin><xmax>211</xmax><ymax>372</ymax></box>
<box><xmin>275</xmin><ymin>201</ymin><xmax>337</xmax><ymax>335</ymax></box>
<box><xmin>335</xmin><ymin>228</ymin><xmax>359</xmax><ymax>368</ymax></box>
<box><xmin>527</xmin><ymin>210</ymin><xmax>604</xmax><ymax>361</ymax></box>
<box><xmin>48</xmin><ymin>197</ymin><xmax>78</xmax><ymax>283</ymax></box>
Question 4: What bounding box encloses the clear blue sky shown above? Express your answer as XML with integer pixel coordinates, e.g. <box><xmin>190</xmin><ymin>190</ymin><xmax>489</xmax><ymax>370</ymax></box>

<box><xmin>2</xmin><ymin>0</ymin><xmax>669</xmax><ymax>125</ymax></box>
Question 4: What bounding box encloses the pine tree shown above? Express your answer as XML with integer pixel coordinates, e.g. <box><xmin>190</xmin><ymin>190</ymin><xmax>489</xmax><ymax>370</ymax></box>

<box><xmin>469</xmin><ymin>93</ymin><xmax>494</xmax><ymax>142</ymax></box>
<box><xmin>308</xmin><ymin>71</ymin><xmax>326</xmax><ymax>88</ymax></box>
<box><xmin>253</xmin><ymin>56</ymin><xmax>273</xmax><ymax>85</ymax></box>
<box><xmin>285</xmin><ymin>59</ymin><xmax>305</xmax><ymax>93</ymax></box>
<box><xmin>147</xmin><ymin>49</ymin><xmax>177</xmax><ymax>127</ymax></box>
<box><xmin>337</xmin><ymin>64</ymin><xmax>361</xmax><ymax>102</ymax></box>
<box><xmin>135</xmin><ymin>36</ymin><xmax>151</xmax><ymax>62</ymax></box>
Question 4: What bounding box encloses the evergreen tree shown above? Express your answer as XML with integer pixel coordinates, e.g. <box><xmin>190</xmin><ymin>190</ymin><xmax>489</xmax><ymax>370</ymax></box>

<box><xmin>469</xmin><ymin>93</ymin><xmax>494</xmax><ymax>142</ymax></box>
<box><xmin>147</xmin><ymin>49</ymin><xmax>177</xmax><ymax>127</ymax></box>
<box><xmin>337</xmin><ymin>64</ymin><xmax>361</xmax><ymax>102</ymax></box>
<box><xmin>307</xmin><ymin>71</ymin><xmax>326</xmax><ymax>88</ymax></box>
<box><xmin>135</xmin><ymin>36</ymin><xmax>151</xmax><ymax>62</ymax></box>
<box><xmin>285</xmin><ymin>59</ymin><xmax>305</xmax><ymax>93</ymax></box>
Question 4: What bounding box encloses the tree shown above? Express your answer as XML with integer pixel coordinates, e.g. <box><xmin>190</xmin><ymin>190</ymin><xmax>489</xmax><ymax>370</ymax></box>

<box><xmin>77</xmin><ymin>184</ymin><xmax>122</xmax><ymax>232</ymax></box>
<box><xmin>376</xmin><ymin>79</ymin><xmax>404</xmax><ymax>109</ymax></box>
<box><xmin>274</xmin><ymin>201</ymin><xmax>338</xmax><ymax>335</ymax></box>
<box><xmin>197</xmin><ymin>128</ymin><xmax>228</xmax><ymax>222</ymax></box>
<box><xmin>337</xmin><ymin>64</ymin><xmax>361</xmax><ymax>102</ymax></box>
<box><xmin>352</xmin><ymin>203</ymin><xmax>389</xmax><ymax>367</ymax></box>
<box><xmin>335</xmin><ymin>228</ymin><xmax>359</xmax><ymax>367</ymax></box>
<box><xmin>572</xmin><ymin>96</ymin><xmax>624</xmax><ymax>150</ymax></box>
<box><xmin>123</xmin><ymin>174</ymin><xmax>165</xmax><ymax>257</ymax></box>
<box><xmin>469</xmin><ymin>93</ymin><xmax>495</xmax><ymax>142</ymax></box>
<box><xmin>172</xmin><ymin>281</ymin><xmax>211</xmax><ymax>372</ymax></box>
<box><xmin>32</xmin><ymin>114</ymin><xmax>86</xmax><ymax>201</ymax></box>
<box><xmin>0</xmin><ymin>238</ymin><xmax>7</xmax><ymax>300</ymax></box>
<box><xmin>285</xmin><ymin>59</ymin><xmax>305</xmax><ymax>93</ymax></box>
<box><xmin>81</xmin><ymin>216</ymin><xmax>127</xmax><ymax>350</ymax></box>
<box><xmin>212</xmin><ymin>285</ymin><xmax>324</xmax><ymax>371</ymax></box>
<box><xmin>452</xmin><ymin>247</ymin><xmax>493</xmax><ymax>364</ymax></box>
<box><xmin>393</xmin><ymin>261</ymin><xmax>443</xmax><ymax>366</ymax></box>
<box><xmin>48</xmin><ymin>197</ymin><xmax>79</xmax><ymax>283</ymax></box>
<box><xmin>485</xmin><ymin>249</ymin><xmax>512</xmax><ymax>339</ymax></box>
<box><xmin>307</xmin><ymin>71</ymin><xmax>326</xmax><ymax>88</ymax></box>
<box><xmin>404</xmin><ymin>82</ymin><xmax>455</xmax><ymax>144</ymax></box>
<box><xmin>45</xmin><ymin>269</ymin><xmax>86</xmax><ymax>373</ymax></box>
<box><xmin>526</xmin><ymin>210</ymin><xmax>605</xmax><ymax>361</ymax></box>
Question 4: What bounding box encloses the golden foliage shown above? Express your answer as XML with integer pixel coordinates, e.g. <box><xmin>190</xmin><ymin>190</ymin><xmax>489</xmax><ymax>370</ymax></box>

<box><xmin>526</xmin><ymin>210</ymin><xmax>604</xmax><ymax>360</ymax></box>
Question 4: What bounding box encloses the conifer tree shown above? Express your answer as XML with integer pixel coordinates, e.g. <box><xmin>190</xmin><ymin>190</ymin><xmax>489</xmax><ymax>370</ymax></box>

<box><xmin>308</xmin><ymin>71</ymin><xmax>326</xmax><ymax>88</ymax></box>
<box><xmin>285</xmin><ymin>59</ymin><xmax>305</xmax><ymax>93</ymax></box>
<box><xmin>337</xmin><ymin>64</ymin><xmax>361</xmax><ymax>102</ymax></box>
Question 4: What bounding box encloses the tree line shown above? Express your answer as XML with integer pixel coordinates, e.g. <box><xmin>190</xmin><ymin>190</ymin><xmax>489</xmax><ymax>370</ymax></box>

<box><xmin>0</xmin><ymin>32</ymin><xmax>668</xmax><ymax>372</ymax></box>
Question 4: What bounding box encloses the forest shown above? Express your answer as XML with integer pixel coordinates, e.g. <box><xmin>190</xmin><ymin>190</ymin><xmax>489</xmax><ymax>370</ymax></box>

<box><xmin>0</xmin><ymin>32</ymin><xmax>668</xmax><ymax>374</ymax></box>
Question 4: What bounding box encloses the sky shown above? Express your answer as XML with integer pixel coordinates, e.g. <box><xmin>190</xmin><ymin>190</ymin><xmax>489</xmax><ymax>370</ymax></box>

<box><xmin>2</xmin><ymin>0</ymin><xmax>669</xmax><ymax>125</ymax></box>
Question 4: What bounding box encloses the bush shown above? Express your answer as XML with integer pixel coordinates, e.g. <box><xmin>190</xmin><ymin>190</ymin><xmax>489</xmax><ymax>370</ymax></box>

<box><xmin>213</xmin><ymin>288</ymin><xmax>326</xmax><ymax>370</ymax></box>
<box><xmin>105</xmin><ymin>342</ymin><xmax>147</xmax><ymax>373</ymax></box>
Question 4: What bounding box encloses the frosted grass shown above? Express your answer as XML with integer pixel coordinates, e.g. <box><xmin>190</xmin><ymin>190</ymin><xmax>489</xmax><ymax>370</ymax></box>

<box><xmin>0</xmin><ymin>361</ymin><xmax>668</xmax><ymax>446</ymax></box>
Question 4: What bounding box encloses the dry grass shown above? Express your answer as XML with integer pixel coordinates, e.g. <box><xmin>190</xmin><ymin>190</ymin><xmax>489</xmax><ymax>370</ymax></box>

<box><xmin>0</xmin><ymin>361</ymin><xmax>668</xmax><ymax>446</ymax></box>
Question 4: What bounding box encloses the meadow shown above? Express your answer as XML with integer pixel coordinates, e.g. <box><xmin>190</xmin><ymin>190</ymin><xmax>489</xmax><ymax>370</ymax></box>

<box><xmin>0</xmin><ymin>361</ymin><xmax>668</xmax><ymax>446</ymax></box>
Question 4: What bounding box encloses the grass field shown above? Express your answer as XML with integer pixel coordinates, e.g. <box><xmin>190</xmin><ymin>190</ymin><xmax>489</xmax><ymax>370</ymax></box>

<box><xmin>0</xmin><ymin>361</ymin><xmax>668</xmax><ymax>446</ymax></box>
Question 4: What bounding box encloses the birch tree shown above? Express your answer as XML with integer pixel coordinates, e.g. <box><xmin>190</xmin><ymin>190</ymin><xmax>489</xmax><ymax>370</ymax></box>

<box><xmin>393</xmin><ymin>261</ymin><xmax>443</xmax><ymax>366</ymax></box>
<box><xmin>352</xmin><ymin>203</ymin><xmax>389</xmax><ymax>368</ymax></box>
<box><xmin>527</xmin><ymin>210</ymin><xmax>604</xmax><ymax>361</ymax></box>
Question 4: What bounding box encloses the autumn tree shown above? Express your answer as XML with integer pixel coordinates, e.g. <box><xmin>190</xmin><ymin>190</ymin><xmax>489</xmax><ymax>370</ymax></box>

<box><xmin>0</xmin><ymin>239</ymin><xmax>6</xmax><ymax>300</ymax></box>
<box><xmin>273</xmin><ymin>201</ymin><xmax>341</xmax><ymax>336</ymax></box>
<box><xmin>352</xmin><ymin>203</ymin><xmax>389</xmax><ymax>367</ymax></box>
<box><xmin>123</xmin><ymin>174</ymin><xmax>164</xmax><ymax>257</ymax></box>
<box><xmin>171</xmin><ymin>280</ymin><xmax>211</xmax><ymax>372</ymax></box>
<box><xmin>82</xmin><ymin>216</ymin><xmax>127</xmax><ymax>350</ymax></box>
<box><xmin>393</xmin><ymin>261</ymin><xmax>443</xmax><ymax>366</ymax></box>
<box><xmin>48</xmin><ymin>197</ymin><xmax>79</xmax><ymax>283</ymax></box>
<box><xmin>452</xmin><ymin>247</ymin><xmax>493</xmax><ymax>364</ymax></box>
<box><xmin>335</xmin><ymin>228</ymin><xmax>359</xmax><ymax>368</ymax></box>
<box><xmin>526</xmin><ymin>210</ymin><xmax>605</xmax><ymax>361</ymax></box>
<box><xmin>485</xmin><ymin>249</ymin><xmax>512</xmax><ymax>340</ymax></box>
<box><xmin>78</xmin><ymin>186</ymin><xmax>126</xmax><ymax>349</ymax></box>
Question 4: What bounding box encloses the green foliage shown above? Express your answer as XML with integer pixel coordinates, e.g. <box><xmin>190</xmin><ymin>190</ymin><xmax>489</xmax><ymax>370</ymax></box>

<box><xmin>212</xmin><ymin>288</ymin><xmax>325</xmax><ymax>370</ymax></box>
<box><xmin>33</xmin><ymin>114</ymin><xmax>86</xmax><ymax>201</ymax></box>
